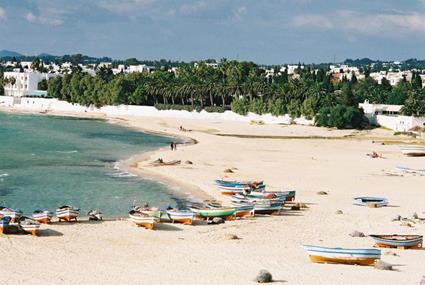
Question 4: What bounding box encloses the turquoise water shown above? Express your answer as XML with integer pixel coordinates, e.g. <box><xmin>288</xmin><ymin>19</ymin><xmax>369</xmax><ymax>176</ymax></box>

<box><xmin>0</xmin><ymin>112</ymin><xmax>185</xmax><ymax>216</ymax></box>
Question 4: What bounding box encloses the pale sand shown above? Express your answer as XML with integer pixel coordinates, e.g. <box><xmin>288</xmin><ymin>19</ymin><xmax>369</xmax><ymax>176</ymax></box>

<box><xmin>1</xmin><ymin>108</ymin><xmax>425</xmax><ymax>284</ymax></box>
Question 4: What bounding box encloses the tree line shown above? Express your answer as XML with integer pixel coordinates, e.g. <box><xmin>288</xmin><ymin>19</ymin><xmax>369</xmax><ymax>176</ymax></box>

<box><xmin>2</xmin><ymin>59</ymin><xmax>425</xmax><ymax>129</ymax></box>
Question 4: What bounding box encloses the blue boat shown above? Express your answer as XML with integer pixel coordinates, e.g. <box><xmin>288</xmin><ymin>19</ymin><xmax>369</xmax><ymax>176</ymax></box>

<box><xmin>214</xmin><ymin>180</ymin><xmax>264</xmax><ymax>187</ymax></box>
<box><xmin>369</xmin><ymin>235</ymin><xmax>423</xmax><ymax>249</ymax></box>
<box><xmin>303</xmin><ymin>245</ymin><xmax>381</xmax><ymax>266</ymax></box>
<box><xmin>352</xmin><ymin>197</ymin><xmax>388</xmax><ymax>207</ymax></box>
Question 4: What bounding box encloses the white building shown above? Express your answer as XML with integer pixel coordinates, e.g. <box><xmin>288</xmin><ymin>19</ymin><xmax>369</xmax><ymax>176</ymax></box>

<box><xmin>3</xmin><ymin>71</ymin><xmax>54</xmax><ymax>97</ymax></box>
<box><xmin>359</xmin><ymin>100</ymin><xmax>425</xmax><ymax>131</ymax></box>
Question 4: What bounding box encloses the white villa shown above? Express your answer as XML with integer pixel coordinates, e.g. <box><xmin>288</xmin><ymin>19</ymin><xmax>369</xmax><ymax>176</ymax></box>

<box><xmin>3</xmin><ymin>71</ymin><xmax>54</xmax><ymax>97</ymax></box>
<box><xmin>359</xmin><ymin>100</ymin><xmax>425</xmax><ymax>132</ymax></box>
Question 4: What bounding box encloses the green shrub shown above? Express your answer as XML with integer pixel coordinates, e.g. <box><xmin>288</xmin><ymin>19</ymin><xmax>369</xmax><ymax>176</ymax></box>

<box><xmin>315</xmin><ymin>104</ymin><xmax>364</xmax><ymax>129</ymax></box>
<box><xmin>203</xmin><ymin>106</ymin><xmax>227</xmax><ymax>113</ymax></box>
<box><xmin>231</xmin><ymin>98</ymin><xmax>250</xmax><ymax>115</ymax></box>
<box><xmin>154</xmin><ymin>104</ymin><xmax>201</xmax><ymax>112</ymax></box>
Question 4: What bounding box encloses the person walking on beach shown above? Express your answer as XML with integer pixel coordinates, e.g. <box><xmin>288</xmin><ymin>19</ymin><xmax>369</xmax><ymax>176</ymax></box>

<box><xmin>173</xmin><ymin>142</ymin><xmax>177</xmax><ymax>150</ymax></box>
<box><xmin>170</xmin><ymin>142</ymin><xmax>174</xmax><ymax>151</ymax></box>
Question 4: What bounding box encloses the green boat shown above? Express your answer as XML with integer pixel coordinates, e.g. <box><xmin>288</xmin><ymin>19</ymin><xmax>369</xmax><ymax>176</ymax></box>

<box><xmin>189</xmin><ymin>207</ymin><xmax>236</xmax><ymax>218</ymax></box>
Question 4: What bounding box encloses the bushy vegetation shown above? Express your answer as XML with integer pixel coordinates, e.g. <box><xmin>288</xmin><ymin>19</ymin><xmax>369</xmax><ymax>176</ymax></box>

<box><xmin>2</xmin><ymin>57</ymin><xmax>425</xmax><ymax>129</ymax></box>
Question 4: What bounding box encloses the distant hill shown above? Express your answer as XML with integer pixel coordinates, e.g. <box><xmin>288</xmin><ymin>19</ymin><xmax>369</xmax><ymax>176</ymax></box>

<box><xmin>0</xmin><ymin>50</ymin><xmax>24</xmax><ymax>58</ymax></box>
<box><xmin>344</xmin><ymin>58</ymin><xmax>374</xmax><ymax>66</ymax></box>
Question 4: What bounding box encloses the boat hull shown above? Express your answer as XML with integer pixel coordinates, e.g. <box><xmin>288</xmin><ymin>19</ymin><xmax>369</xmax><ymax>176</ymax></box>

<box><xmin>32</xmin><ymin>212</ymin><xmax>53</xmax><ymax>224</ymax></box>
<box><xmin>129</xmin><ymin>214</ymin><xmax>156</xmax><ymax>229</ymax></box>
<box><xmin>353</xmin><ymin>197</ymin><xmax>388</xmax><ymax>207</ymax></box>
<box><xmin>370</xmin><ymin>235</ymin><xmax>423</xmax><ymax>249</ymax></box>
<box><xmin>166</xmin><ymin>210</ymin><xmax>194</xmax><ymax>225</ymax></box>
<box><xmin>400</xmin><ymin>146</ymin><xmax>425</xmax><ymax>156</ymax></box>
<box><xmin>303</xmin><ymin>245</ymin><xmax>381</xmax><ymax>266</ymax></box>
<box><xmin>308</xmin><ymin>255</ymin><xmax>377</xmax><ymax>266</ymax></box>
<box><xmin>56</xmin><ymin>210</ymin><xmax>79</xmax><ymax>222</ymax></box>
<box><xmin>235</xmin><ymin>209</ymin><xmax>254</xmax><ymax>218</ymax></box>
<box><xmin>190</xmin><ymin>208</ymin><xmax>236</xmax><ymax>220</ymax></box>
<box><xmin>21</xmin><ymin>225</ymin><xmax>40</xmax><ymax>236</ymax></box>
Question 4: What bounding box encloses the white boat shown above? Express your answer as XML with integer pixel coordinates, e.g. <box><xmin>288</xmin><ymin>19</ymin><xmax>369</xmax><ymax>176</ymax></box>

<box><xmin>56</xmin><ymin>205</ymin><xmax>80</xmax><ymax>222</ymax></box>
<box><xmin>352</xmin><ymin>197</ymin><xmax>388</xmax><ymax>207</ymax></box>
<box><xmin>19</xmin><ymin>217</ymin><xmax>41</xmax><ymax>236</ymax></box>
<box><xmin>32</xmin><ymin>210</ymin><xmax>53</xmax><ymax>224</ymax></box>
<box><xmin>0</xmin><ymin>207</ymin><xmax>22</xmax><ymax>223</ymax></box>
<box><xmin>303</xmin><ymin>245</ymin><xmax>381</xmax><ymax>266</ymax></box>
<box><xmin>400</xmin><ymin>145</ymin><xmax>425</xmax><ymax>156</ymax></box>
<box><xmin>396</xmin><ymin>166</ymin><xmax>425</xmax><ymax>175</ymax></box>
<box><xmin>128</xmin><ymin>210</ymin><xmax>156</xmax><ymax>229</ymax></box>
<box><xmin>166</xmin><ymin>209</ymin><xmax>194</xmax><ymax>225</ymax></box>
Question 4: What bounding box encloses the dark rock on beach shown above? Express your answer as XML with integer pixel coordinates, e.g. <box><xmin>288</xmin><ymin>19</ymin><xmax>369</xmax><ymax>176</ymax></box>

<box><xmin>211</xmin><ymin>217</ymin><xmax>225</xmax><ymax>224</ymax></box>
<box><xmin>374</xmin><ymin>261</ymin><xmax>393</xmax><ymax>271</ymax></box>
<box><xmin>349</xmin><ymin>230</ymin><xmax>365</xmax><ymax>237</ymax></box>
<box><xmin>256</xmin><ymin>270</ymin><xmax>273</xmax><ymax>283</ymax></box>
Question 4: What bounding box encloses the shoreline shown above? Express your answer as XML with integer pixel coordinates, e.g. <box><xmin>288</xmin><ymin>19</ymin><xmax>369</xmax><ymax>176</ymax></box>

<box><xmin>0</xmin><ymin>106</ymin><xmax>213</xmax><ymax>204</ymax></box>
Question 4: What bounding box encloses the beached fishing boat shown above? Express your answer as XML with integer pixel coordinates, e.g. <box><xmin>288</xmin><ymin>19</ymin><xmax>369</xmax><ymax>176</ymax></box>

<box><xmin>134</xmin><ymin>207</ymin><xmax>162</xmax><ymax>221</ymax></box>
<box><xmin>214</xmin><ymin>179</ymin><xmax>264</xmax><ymax>187</ymax></box>
<box><xmin>303</xmin><ymin>245</ymin><xmax>381</xmax><ymax>266</ymax></box>
<box><xmin>166</xmin><ymin>209</ymin><xmax>194</xmax><ymax>225</ymax></box>
<box><xmin>0</xmin><ymin>216</ymin><xmax>11</xmax><ymax>234</ymax></box>
<box><xmin>128</xmin><ymin>210</ymin><xmax>156</xmax><ymax>229</ymax></box>
<box><xmin>203</xmin><ymin>200</ymin><xmax>253</xmax><ymax>218</ymax></box>
<box><xmin>352</xmin><ymin>197</ymin><xmax>388</xmax><ymax>207</ymax></box>
<box><xmin>396</xmin><ymin>166</ymin><xmax>425</xmax><ymax>175</ymax></box>
<box><xmin>231</xmin><ymin>199</ymin><xmax>282</xmax><ymax>215</ymax></box>
<box><xmin>0</xmin><ymin>207</ymin><xmax>22</xmax><ymax>223</ymax></box>
<box><xmin>215</xmin><ymin>179</ymin><xmax>265</xmax><ymax>195</ymax></box>
<box><xmin>369</xmin><ymin>235</ymin><xmax>423</xmax><ymax>249</ymax></box>
<box><xmin>19</xmin><ymin>216</ymin><xmax>41</xmax><ymax>236</ymax></box>
<box><xmin>32</xmin><ymin>210</ymin><xmax>53</xmax><ymax>224</ymax></box>
<box><xmin>190</xmin><ymin>207</ymin><xmax>236</xmax><ymax>220</ymax></box>
<box><xmin>250</xmin><ymin>189</ymin><xmax>295</xmax><ymax>201</ymax></box>
<box><xmin>88</xmin><ymin>209</ymin><xmax>103</xmax><ymax>221</ymax></box>
<box><xmin>400</xmin><ymin>145</ymin><xmax>425</xmax><ymax>156</ymax></box>
<box><xmin>56</xmin><ymin>205</ymin><xmax>80</xmax><ymax>222</ymax></box>
<box><xmin>217</xmin><ymin>185</ymin><xmax>250</xmax><ymax>195</ymax></box>
<box><xmin>236</xmin><ymin>192</ymin><xmax>287</xmax><ymax>202</ymax></box>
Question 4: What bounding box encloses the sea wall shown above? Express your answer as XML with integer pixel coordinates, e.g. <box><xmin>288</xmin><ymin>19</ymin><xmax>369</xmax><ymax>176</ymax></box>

<box><xmin>0</xmin><ymin>96</ymin><xmax>313</xmax><ymax>125</ymax></box>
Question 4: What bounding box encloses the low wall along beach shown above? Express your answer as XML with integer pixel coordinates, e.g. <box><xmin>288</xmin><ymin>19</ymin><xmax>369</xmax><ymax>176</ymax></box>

<box><xmin>0</xmin><ymin>95</ymin><xmax>313</xmax><ymax>125</ymax></box>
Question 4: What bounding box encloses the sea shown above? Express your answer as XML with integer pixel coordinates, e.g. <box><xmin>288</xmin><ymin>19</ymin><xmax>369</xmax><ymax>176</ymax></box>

<box><xmin>0</xmin><ymin>111</ymin><xmax>187</xmax><ymax>217</ymax></box>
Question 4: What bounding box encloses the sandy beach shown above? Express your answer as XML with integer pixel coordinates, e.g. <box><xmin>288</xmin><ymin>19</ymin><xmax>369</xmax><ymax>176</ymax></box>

<box><xmin>1</xmin><ymin>107</ymin><xmax>425</xmax><ymax>284</ymax></box>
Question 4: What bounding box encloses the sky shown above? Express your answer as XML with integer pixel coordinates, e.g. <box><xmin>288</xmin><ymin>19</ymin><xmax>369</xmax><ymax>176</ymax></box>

<box><xmin>0</xmin><ymin>0</ymin><xmax>425</xmax><ymax>64</ymax></box>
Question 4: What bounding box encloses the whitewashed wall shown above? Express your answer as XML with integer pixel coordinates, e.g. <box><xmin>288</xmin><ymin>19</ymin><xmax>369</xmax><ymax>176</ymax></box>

<box><xmin>0</xmin><ymin>96</ymin><xmax>313</xmax><ymax>125</ymax></box>
<box><xmin>375</xmin><ymin>115</ymin><xmax>425</xmax><ymax>132</ymax></box>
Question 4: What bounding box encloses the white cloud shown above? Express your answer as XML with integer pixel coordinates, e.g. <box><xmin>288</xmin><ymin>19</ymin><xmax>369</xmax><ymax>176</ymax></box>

<box><xmin>97</xmin><ymin>0</ymin><xmax>155</xmax><ymax>13</ymax></box>
<box><xmin>291</xmin><ymin>14</ymin><xmax>333</xmax><ymax>29</ymax></box>
<box><xmin>233</xmin><ymin>6</ymin><xmax>247</xmax><ymax>21</ymax></box>
<box><xmin>0</xmin><ymin>7</ymin><xmax>6</xmax><ymax>21</ymax></box>
<box><xmin>24</xmin><ymin>11</ymin><xmax>64</xmax><ymax>26</ymax></box>
<box><xmin>291</xmin><ymin>10</ymin><xmax>425</xmax><ymax>34</ymax></box>
<box><xmin>180</xmin><ymin>1</ymin><xmax>207</xmax><ymax>15</ymax></box>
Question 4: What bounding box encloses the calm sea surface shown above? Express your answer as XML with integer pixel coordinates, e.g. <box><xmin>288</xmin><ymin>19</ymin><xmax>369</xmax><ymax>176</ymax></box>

<box><xmin>0</xmin><ymin>112</ymin><xmax>185</xmax><ymax>216</ymax></box>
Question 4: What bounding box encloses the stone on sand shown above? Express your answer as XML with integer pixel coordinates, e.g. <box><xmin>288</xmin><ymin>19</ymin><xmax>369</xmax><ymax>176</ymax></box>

<box><xmin>256</xmin><ymin>270</ymin><xmax>272</xmax><ymax>283</ymax></box>
<box><xmin>374</xmin><ymin>261</ymin><xmax>393</xmax><ymax>271</ymax></box>
<box><xmin>349</xmin><ymin>230</ymin><xmax>365</xmax><ymax>237</ymax></box>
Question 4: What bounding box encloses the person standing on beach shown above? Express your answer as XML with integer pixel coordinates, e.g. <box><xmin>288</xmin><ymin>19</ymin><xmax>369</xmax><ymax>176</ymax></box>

<box><xmin>170</xmin><ymin>142</ymin><xmax>174</xmax><ymax>151</ymax></box>
<box><xmin>173</xmin><ymin>142</ymin><xmax>177</xmax><ymax>150</ymax></box>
